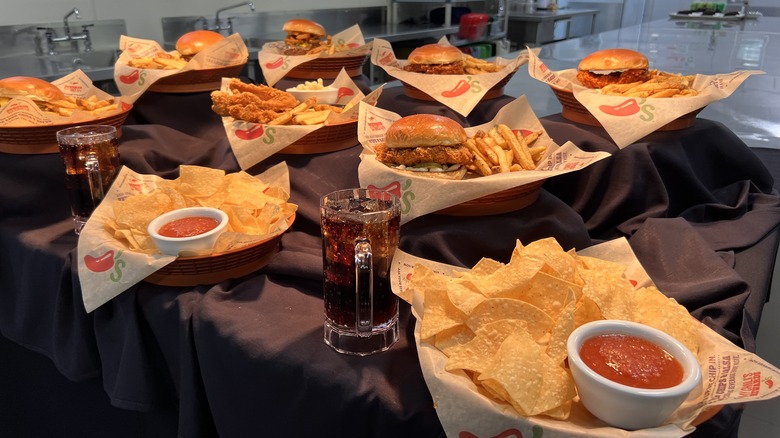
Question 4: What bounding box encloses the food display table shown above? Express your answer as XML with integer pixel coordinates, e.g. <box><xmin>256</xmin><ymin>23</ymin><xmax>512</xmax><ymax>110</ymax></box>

<box><xmin>1</xmin><ymin>109</ymin><xmax>778</xmax><ymax>437</ymax></box>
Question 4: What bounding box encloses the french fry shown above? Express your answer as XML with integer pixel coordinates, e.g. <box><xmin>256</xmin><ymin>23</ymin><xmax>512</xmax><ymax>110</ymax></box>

<box><xmin>475</xmin><ymin>137</ymin><xmax>499</xmax><ymax>166</ymax></box>
<box><xmin>290</xmin><ymin>98</ymin><xmax>316</xmax><ymax>115</ymax></box>
<box><xmin>528</xmin><ymin>145</ymin><xmax>547</xmax><ymax>162</ymax></box>
<box><xmin>488</xmin><ymin>127</ymin><xmax>507</xmax><ymax>148</ymax></box>
<box><xmin>492</xmin><ymin>145</ymin><xmax>511</xmax><ymax>173</ymax></box>
<box><xmin>293</xmin><ymin>110</ymin><xmax>330</xmax><ymax>125</ymax></box>
<box><xmin>268</xmin><ymin>111</ymin><xmax>293</xmax><ymax>125</ymax></box>
<box><xmin>498</xmin><ymin>124</ymin><xmax>535</xmax><ymax>170</ymax></box>
<box><xmin>520</xmin><ymin>130</ymin><xmax>541</xmax><ymax>145</ymax></box>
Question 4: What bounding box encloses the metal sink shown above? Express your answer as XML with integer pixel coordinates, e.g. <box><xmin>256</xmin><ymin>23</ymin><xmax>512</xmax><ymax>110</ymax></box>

<box><xmin>0</xmin><ymin>50</ymin><xmax>118</xmax><ymax>83</ymax></box>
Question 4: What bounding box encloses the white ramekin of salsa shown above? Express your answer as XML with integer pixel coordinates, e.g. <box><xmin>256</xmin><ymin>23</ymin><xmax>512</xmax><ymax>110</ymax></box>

<box><xmin>566</xmin><ymin>320</ymin><xmax>702</xmax><ymax>430</ymax></box>
<box><xmin>148</xmin><ymin>207</ymin><xmax>229</xmax><ymax>256</ymax></box>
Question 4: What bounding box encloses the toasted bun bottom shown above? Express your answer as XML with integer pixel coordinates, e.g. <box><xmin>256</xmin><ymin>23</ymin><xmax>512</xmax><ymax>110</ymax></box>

<box><xmin>391</xmin><ymin>166</ymin><xmax>467</xmax><ymax>180</ymax></box>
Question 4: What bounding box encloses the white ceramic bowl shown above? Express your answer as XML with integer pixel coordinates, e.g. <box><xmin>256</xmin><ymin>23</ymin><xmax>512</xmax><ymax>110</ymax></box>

<box><xmin>567</xmin><ymin>320</ymin><xmax>702</xmax><ymax>430</ymax></box>
<box><xmin>285</xmin><ymin>86</ymin><xmax>339</xmax><ymax>105</ymax></box>
<box><xmin>147</xmin><ymin>207</ymin><xmax>229</xmax><ymax>256</ymax></box>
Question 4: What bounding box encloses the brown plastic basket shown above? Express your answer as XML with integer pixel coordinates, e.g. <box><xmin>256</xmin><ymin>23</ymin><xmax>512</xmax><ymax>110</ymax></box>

<box><xmin>144</xmin><ymin>215</ymin><xmax>294</xmax><ymax>287</ymax></box>
<box><xmin>435</xmin><ymin>179</ymin><xmax>545</xmax><ymax>216</ymax></box>
<box><xmin>148</xmin><ymin>62</ymin><xmax>247</xmax><ymax>93</ymax></box>
<box><xmin>285</xmin><ymin>54</ymin><xmax>368</xmax><ymax>79</ymax></box>
<box><xmin>552</xmin><ymin>86</ymin><xmax>702</xmax><ymax>131</ymax></box>
<box><xmin>0</xmin><ymin>103</ymin><xmax>132</xmax><ymax>155</ymax></box>
<box><xmin>278</xmin><ymin>120</ymin><xmax>358</xmax><ymax>154</ymax></box>
<box><xmin>402</xmin><ymin>69</ymin><xmax>517</xmax><ymax>102</ymax></box>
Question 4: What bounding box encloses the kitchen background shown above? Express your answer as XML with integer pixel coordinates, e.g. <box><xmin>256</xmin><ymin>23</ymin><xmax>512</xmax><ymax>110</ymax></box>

<box><xmin>2</xmin><ymin>0</ymin><xmax>777</xmax><ymax>46</ymax></box>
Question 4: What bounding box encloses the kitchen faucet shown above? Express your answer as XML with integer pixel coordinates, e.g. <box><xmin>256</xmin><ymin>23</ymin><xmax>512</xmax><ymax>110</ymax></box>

<box><xmin>37</xmin><ymin>7</ymin><xmax>94</xmax><ymax>55</ymax></box>
<box><xmin>208</xmin><ymin>2</ymin><xmax>255</xmax><ymax>34</ymax></box>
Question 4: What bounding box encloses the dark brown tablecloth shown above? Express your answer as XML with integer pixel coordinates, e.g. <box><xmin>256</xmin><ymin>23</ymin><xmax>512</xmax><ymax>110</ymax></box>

<box><xmin>1</xmin><ymin>96</ymin><xmax>778</xmax><ymax>437</ymax></box>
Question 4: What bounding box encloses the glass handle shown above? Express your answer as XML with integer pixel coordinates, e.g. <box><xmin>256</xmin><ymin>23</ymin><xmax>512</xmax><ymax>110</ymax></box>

<box><xmin>84</xmin><ymin>152</ymin><xmax>105</xmax><ymax>210</ymax></box>
<box><xmin>354</xmin><ymin>237</ymin><xmax>373</xmax><ymax>338</ymax></box>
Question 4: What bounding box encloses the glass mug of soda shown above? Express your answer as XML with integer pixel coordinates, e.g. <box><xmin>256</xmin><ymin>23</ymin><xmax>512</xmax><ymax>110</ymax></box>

<box><xmin>320</xmin><ymin>188</ymin><xmax>401</xmax><ymax>355</ymax></box>
<box><xmin>56</xmin><ymin>125</ymin><xmax>121</xmax><ymax>234</ymax></box>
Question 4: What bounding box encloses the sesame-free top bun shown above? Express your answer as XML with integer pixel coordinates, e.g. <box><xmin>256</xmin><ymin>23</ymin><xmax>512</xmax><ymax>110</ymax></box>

<box><xmin>407</xmin><ymin>43</ymin><xmax>464</xmax><ymax>65</ymax></box>
<box><xmin>283</xmin><ymin>19</ymin><xmax>326</xmax><ymax>37</ymax></box>
<box><xmin>576</xmin><ymin>48</ymin><xmax>650</xmax><ymax>88</ymax></box>
<box><xmin>176</xmin><ymin>30</ymin><xmax>225</xmax><ymax>56</ymax></box>
<box><xmin>0</xmin><ymin>76</ymin><xmax>65</xmax><ymax>102</ymax></box>
<box><xmin>578</xmin><ymin>48</ymin><xmax>648</xmax><ymax>72</ymax></box>
<box><xmin>385</xmin><ymin>114</ymin><xmax>468</xmax><ymax>149</ymax></box>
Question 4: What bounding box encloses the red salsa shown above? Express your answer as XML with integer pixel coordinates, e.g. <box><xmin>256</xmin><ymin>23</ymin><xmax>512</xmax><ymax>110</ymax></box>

<box><xmin>158</xmin><ymin>216</ymin><xmax>219</xmax><ymax>238</ymax></box>
<box><xmin>579</xmin><ymin>333</ymin><xmax>684</xmax><ymax>389</ymax></box>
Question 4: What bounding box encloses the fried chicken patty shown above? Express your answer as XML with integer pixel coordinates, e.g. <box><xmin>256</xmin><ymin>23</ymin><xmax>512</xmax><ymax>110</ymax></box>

<box><xmin>576</xmin><ymin>69</ymin><xmax>650</xmax><ymax>89</ymax></box>
<box><xmin>374</xmin><ymin>143</ymin><xmax>473</xmax><ymax>167</ymax></box>
<box><xmin>403</xmin><ymin>62</ymin><xmax>466</xmax><ymax>75</ymax></box>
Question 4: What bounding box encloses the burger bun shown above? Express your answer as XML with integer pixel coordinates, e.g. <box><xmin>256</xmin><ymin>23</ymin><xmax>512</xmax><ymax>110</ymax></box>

<box><xmin>385</xmin><ymin>114</ymin><xmax>467</xmax><ymax>149</ymax></box>
<box><xmin>391</xmin><ymin>166</ymin><xmax>468</xmax><ymax>180</ymax></box>
<box><xmin>0</xmin><ymin>76</ymin><xmax>65</xmax><ymax>102</ymax></box>
<box><xmin>176</xmin><ymin>30</ymin><xmax>225</xmax><ymax>57</ymax></box>
<box><xmin>578</xmin><ymin>48</ymin><xmax>648</xmax><ymax>72</ymax></box>
<box><xmin>407</xmin><ymin>43</ymin><xmax>464</xmax><ymax>66</ymax></box>
<box><xmin>283</xmin><ymin>19</ymin><xmax>326</xmax><ymax>37</ymax></box>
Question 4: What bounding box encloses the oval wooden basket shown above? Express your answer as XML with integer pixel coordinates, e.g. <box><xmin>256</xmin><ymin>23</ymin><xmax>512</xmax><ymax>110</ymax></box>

<box><xmin>435</xmin><ymin>179</ymin><xmax>546</xmax><ymax>216</ymax></box>
<box><xmin>285</xmin><ymin>54</ymin><xmax>368</xmax><ymax>79</ymax></box>
<box><xmin>402</xmin><ymin>69</ymin><xmax>517</xmax><ymax>102</ymax></box>
<box><xmin>144</xmin><ymin>215</ymin><xmax>294</xmax><ymax>287</ymax></box>
<box><xmin>278</xmin><ymin>120</ymin><xmax>358</xmax><ymax>154</ymax></box>
<box><xmin>148</xmin><ymin>63</ymin><xmax>247</xmax><ymax>93</ymax></box>
<box><xmin>0</xmin><ymin>104</ymin><xmax>132</xmax><ymax>155</ymax></box>
<box><xmin>551</xmin><ymin>87</ymin><xmax>702</xmax><ymax>131</ymax></box>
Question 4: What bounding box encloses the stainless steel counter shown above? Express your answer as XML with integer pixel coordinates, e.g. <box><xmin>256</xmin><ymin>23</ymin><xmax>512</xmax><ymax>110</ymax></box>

<box><xmin>498</xmin><ymin>16</ymin><xmax>780</xmax><ymax>149</ymax></box>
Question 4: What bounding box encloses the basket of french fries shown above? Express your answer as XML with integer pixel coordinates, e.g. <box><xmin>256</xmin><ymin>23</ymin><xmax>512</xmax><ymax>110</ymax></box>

<box><xmin>116</xmin><ymin>34</ymin><xmax>249</xmax><ymax>99</ymax></box>
<box><xmin>258</xmin><ymin>23</ymin><xmax>371</xmax><ymax>86</ymax></box>
<box><xmin>551</xmin><ymin>71</ymin><xmax>704</xmax><ymax>131</ymax></box>
<box><xmin>371</xmin><ymin>39</ymin><xmax>533</xmax><ymax>117</ymax></box>
<box><xmin>527</xmin><ymin>48</ymin><xmax>764</xmax><ymax>147</ymax></box>
<box><xmin>357</xmin><ymin>97</ymin><xmax>612</xmax><ymax>221</ymax></box>
<box><xmin>0</xmin><ymin>72</ymin><xmax>130</xmax><ymax>154</ymax></box>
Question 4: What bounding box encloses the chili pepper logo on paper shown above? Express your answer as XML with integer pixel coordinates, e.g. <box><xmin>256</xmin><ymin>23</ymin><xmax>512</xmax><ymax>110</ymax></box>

<box><xmin>337</xmin><ymin>87</ymin><xmax>355</xmax><ymax>101</ymax></box>
<box><xmin>235</xmin><ymin>124</ymin><xmax>265</xmax><ymax>140</ymax></box>
<box><xmin>441</xmin><ymin>76</ymin><xmax>482</xmax><ymax>98</ymax></box>
<box><xmin>599</xmin><ymin>98</ymin><xmax>656</xmax><ymax>122</ymax></box>
<box><xmin>119</xmin><ymin>69</ymin><xmax>144</xmax><ymax>85</ymax></box>
<box><xmin>235</xmin><ymin>125</ymin><xmax>276</xmax><ymax>143</ymax></box>
<box><xmin>84</xmin><ymin>249</ymin><xmax>126</xmax><ymax>282</ymax></box>
<box><xmin>367</xmin><ymin>179</ymin><xmax>414</xmax><ymax>214</ymax></box>
<box><xmin>264</xmin><ymin>56</ymin><xmax>289</xmax><ymax>70</ymax></box>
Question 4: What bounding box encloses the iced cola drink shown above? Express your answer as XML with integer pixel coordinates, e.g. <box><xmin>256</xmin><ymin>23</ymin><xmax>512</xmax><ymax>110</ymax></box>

<box><xmin>320</xmin><ymin>188</ymin><xmax>401</xmax><ymax>355</ymax></box>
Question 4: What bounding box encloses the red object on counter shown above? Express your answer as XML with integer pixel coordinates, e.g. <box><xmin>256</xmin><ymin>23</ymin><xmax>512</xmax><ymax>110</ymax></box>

<box><xmin>458</xmin><ymin>13</ymin><xmax>489</xmax><ymax>40</ymax></box>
